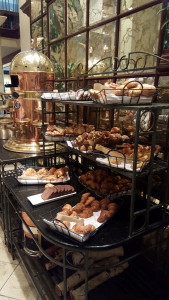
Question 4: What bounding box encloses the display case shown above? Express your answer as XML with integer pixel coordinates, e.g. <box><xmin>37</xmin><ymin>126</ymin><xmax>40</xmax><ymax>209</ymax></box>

<box><xmin>2</xmin><ymin>52</ymin><xmax>169</xmax><ymax>299</ymax></box>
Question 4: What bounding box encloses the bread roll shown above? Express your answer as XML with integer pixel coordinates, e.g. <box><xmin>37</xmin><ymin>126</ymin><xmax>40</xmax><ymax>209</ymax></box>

<box><xmin>114</xmin><ymin>85</ymin><xmax>128</xmax><ymax>96</ymax></box>
<box><xmin>128</xmin><ymin>87</ymin><xmax>142</xmax><ymax>97</ymax></box>
<box><xmin>122</xmin><ymin>78</ymin><xmax>136</xmax><ymax>86</ymax></box>
<box><xmin>142</xmin><ymin>84</ymin><xmax>156</xmax><ymax>97</ymax></box>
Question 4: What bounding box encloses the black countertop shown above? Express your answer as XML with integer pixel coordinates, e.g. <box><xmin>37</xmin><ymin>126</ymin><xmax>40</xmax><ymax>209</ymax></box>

<box><xmin>3</xmin><ymin>176</ymin><xmax>169</xmax><ymax>252</ymax></box>
<box><xmin>0</xmin><ymin>140</ymin><xmax>66</xmax><ymax>164</ymax></box>
<box><xmin>0</xmin><ymin>140</ymin><xmax>43</xmax><ymax>164</ymax></box>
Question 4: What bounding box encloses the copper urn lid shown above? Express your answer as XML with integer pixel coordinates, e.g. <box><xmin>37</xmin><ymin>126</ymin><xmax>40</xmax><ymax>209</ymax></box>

<box><xmin>10</xmin><ymin>50</ymin><xmax>54</xmax><ymax>73</ymax></box>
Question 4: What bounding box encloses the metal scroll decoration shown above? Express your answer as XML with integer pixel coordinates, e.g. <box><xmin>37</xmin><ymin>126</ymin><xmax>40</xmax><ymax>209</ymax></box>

<box><xmin>83</xmin><ymin>51</ymin><xmax>169</xmax><ymax>76</ymax></box>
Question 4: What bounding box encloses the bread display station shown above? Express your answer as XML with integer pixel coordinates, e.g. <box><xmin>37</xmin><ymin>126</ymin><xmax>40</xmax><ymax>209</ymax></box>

<box><xmin>45</xmin><ymin>123</ymin><xmax>95</xmax><ymax>140</ymax></box>
<box><xmin>18</xmin><ymin>166</ymin><xmax>69</xmax><ymax>182</ymax></box>
<box><xmin>79</xmin><ymin>169</ymin><xmax>131</xmax><ymax>196</ymax></box>
<box><xmin>89</xmin><ymin>79</ymin><xmax>156</xmax><ymax>104</ymax></box>
<box><xmin>53</xmin><ymin>192</ymin><xmax>119</xmax><ymax>239</ymax></box>
<box><xmin>71</xmin><ymin>127</ymin><xmax>129</xmax><ymax>152</ymax></box>
<box><xmin>95</xmin><ymin>143</ymin><xmax>161</xmax><ymax>170</ymax></box>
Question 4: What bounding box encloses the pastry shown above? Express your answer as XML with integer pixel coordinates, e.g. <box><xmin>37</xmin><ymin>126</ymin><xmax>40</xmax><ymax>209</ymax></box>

<box><xmin>73</xmin><ymin>203</ymin><xmax>85</xmax><ymax>213</ymax></box>
<box><xmin>72</xmin><ymin>222</ymin><xmax>95</xmax><ymax>235</ymax></box>
<box><xmin>45</xmin><ymin>183</ymin><xmax>55</xmax><ymax>188</ymax></box>
<box><xmin>23</xmin><ymin>168</ymin><xmax>37</xmax><ymax>176</ymax></box>
<box><xmin>107</xmin><ymin>203</ymin><xmax>119</xmax><ymax>214</ymax></box>
<box><xmin>80</xmin><ymin>192</ymin><xmax>91</xmax><ymax>203</ymax></box>
<box><xmin>100</xmin><ymin>198</ymin><xmax>110</xmax><ymax>210</ymax></box>
<box><xmin>80</xmin><ymin>169</ymin><xmax>131</xmax><ymax>195</ymax></box>
<box><xmin>78</xmin><ymin>208</ymin><xmax>93</xmax><ymax>218</ymax></box>
<box><xmin>90</xmin><ymin>200</ymin><xmax>100</xmax><ymax>212</ymax></box>
<box><xmin>54</xmin><ymin>167</ymin><xmax>66</xmax><ymax>178</ymax></box>
<box><xmin>142</xmin><ymin>84</ymin><xmax>156</xmax><ymax>97</ymax></box>
<box><xmin>62</xmin><ymin>204</ymin><xmax>73</xmax><ymax>215</ymax></box>
<box><xmin>55</xmin><ymin>220</ymin><xmax>70</xmax><ymax>229</ymax></box>
<box><xmin>97</xmin><ymin>210</ymin><xmax>111</xmax><ymax>223</ymax></box>
<box><xmin>114</xmin><ymin>85</ymin><xmax>128</xmax><ymax>96</ymax></box>
<box><xmin>48</xmin><ymin>167</ymin><xmax>57</xmax><ymax>175</ymax></box>
<box><xmin>37</xmin><ymin>168</ymin><xmax>49</xmax><ymax>176</ymax></box>
<box><xmin>84</xmin><ymin>196</ymin><xmax>95</xmax><ymax>206</ymax></box>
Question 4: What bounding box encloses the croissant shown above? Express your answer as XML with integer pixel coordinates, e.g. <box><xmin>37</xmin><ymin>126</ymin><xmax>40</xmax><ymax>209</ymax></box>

<box><xmin>97</xmin><ymin>210</ymin><xmax>111</xmax><ymax>223</ymax></box>
<box><xmin>80</xmin><ymin>192</ymin><xmax>91</xmax><ymax>203</ymax></box>
<box><xmin>72</xmin><ymin>222</ymin><xmax>95</xmax><ymax>235</ymax></box>
<box><xmin>100</xmin><ymin>198</ymin><xmax>110</xmax><ymax>210</ymax></box>
<box><xmin>73</xmin><ymin>203</ymin><xmax>85</xmax><ymax>213</ymax></box>
<box><xmin>78</xmin><ymin>208</ymin><xmax>93</xmax><ymax>218</ymax></box>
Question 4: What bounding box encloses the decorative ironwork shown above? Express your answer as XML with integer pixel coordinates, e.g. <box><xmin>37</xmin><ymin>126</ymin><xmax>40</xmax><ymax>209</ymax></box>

<box><xmin>83</xmin><ymin>51</ymin><xmax>169</xmax><ymax>77</ymax></box>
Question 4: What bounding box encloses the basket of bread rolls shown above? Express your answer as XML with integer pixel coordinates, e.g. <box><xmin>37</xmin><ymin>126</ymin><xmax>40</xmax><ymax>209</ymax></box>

<box><xmin>70</xmin><ymin>127</ymin><xmax>129</xmax><ymax>152</ymax></box>
<box><xmin>42</xmin><ymin>190</ymin><xmax>121</xmax><ymax>242</ymax></box>
<box><xmin>45</xmin><ymin>123</ymin><xmax>95</xmax><ymax>141</ymax></box>
<box><xmin>79</xmin><ymin>169</ymin><xmax>132</xmax><ymax>199</ymax></box>
<box><xmin>95</xmin><ymin>143</ymin><xmax>161</xmax><ymax>172</ymax></box>
<box><xmin>89</xmin><ymin>79</ymin><xmax>157</xmax><ymax>105</ymax></box>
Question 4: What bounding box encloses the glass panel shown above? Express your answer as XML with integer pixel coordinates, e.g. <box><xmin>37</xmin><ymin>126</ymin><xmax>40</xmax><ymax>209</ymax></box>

<box><xmin>50</xmin><ymin>42</ymin><xmax>65</xmax><ymax>78</ymax></box>
<box><xmin>49</xmin><ymin>1</ymin><xmax>65</xmax><ymax>41</ymax></box>
<box><xmin>31</xmin><ymin>20</ymin><xmax>42</xmax><ymax>50</ymax></box>
<box><xmin>43</xmin><ymin>49</ymin><xmax>48</xmax><ymax>56</ymax></box>
<box><xmin>90</xmin><ymin>0</ymin><xmax>117</xmax><ymax>25</ymax></box>
<box><xmin>158</xmin><ymin>76</ymin><xmax>169</xmax><ymax>103</ymax></box>
<box><xmin>67</xmin><ymin>0</ymin><xmax>86</xmax><ymax>34</ymax></box>
<box><xmin>88</xmin><ymin>22</ymin><xmax>115</xmax><ymax>73</ymax></box>
<box><xmin>43</xmin><ymin>16</ymin><xmax>47</xmax><ymax>50</ymax></box>
<box><xmin>54</xmin><ymin>82</ymin><xmax>65</xmax><ymax>92</ymax></box>
<box><xmin>118</xmin><ymin>5</ymin><xmax>162</xmax><ymax>72</ymax></box>
<box><xmin>31</xmin><ymin>0</ymin><xmax>41</xmax><ymax>21</ymax></box>
<box><xmin>43</xmin><ymin>0</ymin><xmax>47</xmax><ymax>14</ymax></box>
<box><xmin>67</xmin><ymin>33</ymin><xmax>86</xmax><ymax>77</ymax></box>
<box><xmin>163</xmin><ymin>3</ymin><xmax>169</xmax><ymax>49</ymax></box>
<box><xmin>121</xmin><ymin>0</ymin><xmax>151</xmax><ymax>13</ymax></box>
<box><xmin>67</xmin><ymin>81</ymin><xmax>77</xmax><ymax>91</ymax></box>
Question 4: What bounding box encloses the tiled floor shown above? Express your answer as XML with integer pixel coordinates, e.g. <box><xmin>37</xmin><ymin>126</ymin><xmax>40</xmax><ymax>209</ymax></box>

<box><xmin>0</xmin><ymin>225</ymin><xmax>39</xmax><ymax>300</ymax></box>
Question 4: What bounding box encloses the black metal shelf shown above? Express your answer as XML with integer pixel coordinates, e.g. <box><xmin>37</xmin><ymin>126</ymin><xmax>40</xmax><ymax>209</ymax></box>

<box><xmin>41</xmin><ymin>98</ymin><xmax>169</xmax><ymax>110</ymax></box>
<box><xmin>88</xmin><ymin>257</ymin><xmax>169</xmax><ymax>300</ymax></box>
<box><xmin>12</xmin><ymin>235</ymin><xmax>169</xmax><ymax>300</ymax></box>
<box><xmin>13</xmin><ymin>239</ymin><xmax>59</xmax><ymax>300</ymax></box>
<box><xmin>3</xmin><ymin>176</ymin><xmax>169</xmax><ymax>251</ymax></box>
<box><xmin>58</xmin><ymin>142</ymin><xmax>168</xmax><ymax>180</ymax></box>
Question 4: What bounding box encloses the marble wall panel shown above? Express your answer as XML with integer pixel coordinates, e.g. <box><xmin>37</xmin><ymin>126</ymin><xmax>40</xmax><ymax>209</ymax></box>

<box><xmin>67</xmin><ymin>0</ymin><xmax>86</xmax><ymax>34</ymax></box>
<box><xmin>31</xmin><ymin>0</ymin><xmax>41</xmax><ymax>21</ymax></box>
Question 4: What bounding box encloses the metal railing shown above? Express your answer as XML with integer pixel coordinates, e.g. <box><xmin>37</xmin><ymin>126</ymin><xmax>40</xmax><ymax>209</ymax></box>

<box><xmin>0</xmin><ymin>0</ymin><xmax>18</xmax><ymax>12</ymax></box>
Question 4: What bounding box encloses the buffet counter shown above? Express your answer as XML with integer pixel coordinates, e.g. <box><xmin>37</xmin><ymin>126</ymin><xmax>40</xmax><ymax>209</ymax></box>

<box><xmin>2</xmin><ymin>175</ymin><xmax>169</xmax><ymax>300</ymax></box>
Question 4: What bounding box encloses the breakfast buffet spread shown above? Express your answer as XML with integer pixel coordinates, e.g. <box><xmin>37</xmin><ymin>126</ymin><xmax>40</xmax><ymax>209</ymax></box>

<box><xmin>42</xmin><ymin>78</ymin><xmax>156</xmax><ymax>104</ymax></box>
<box><xmin>18</xmin><ymin>78</ymin><xmax>162</xmax><ymax>243</ymax></box>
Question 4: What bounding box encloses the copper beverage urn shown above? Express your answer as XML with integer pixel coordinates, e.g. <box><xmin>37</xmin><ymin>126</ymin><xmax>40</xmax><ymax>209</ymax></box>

<box><xmin>4</xmin><ymin>50</ymin><xmax>54</xmax><ymax>153</ymax></box>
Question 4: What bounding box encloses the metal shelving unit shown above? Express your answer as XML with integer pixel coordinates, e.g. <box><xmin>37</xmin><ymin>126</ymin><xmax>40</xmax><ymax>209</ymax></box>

<box><xmin>41</xmin><ymin>97</ymin><xmax>169</xmax><ymax>237</ymax></box>
<box><xmin>2</xmin><ymin>52</ymin><xmax>169</xmax><ymax>299</ymax></box>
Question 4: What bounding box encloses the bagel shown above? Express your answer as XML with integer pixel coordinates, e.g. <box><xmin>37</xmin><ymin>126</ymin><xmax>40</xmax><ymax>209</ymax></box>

<box><xmin>128</xmin><ymin>87</ymin><xmax>142</xmax><ymax>97</ymax></box>
<box><xmin>122</xmin><ymin>78</ymin><xmax>136</xmax><ymax>86</ymax></box>
<box><xmin>141</xmin><ymin>84</ymin><xmax>156</xmax><ymax>97</ymax></box>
